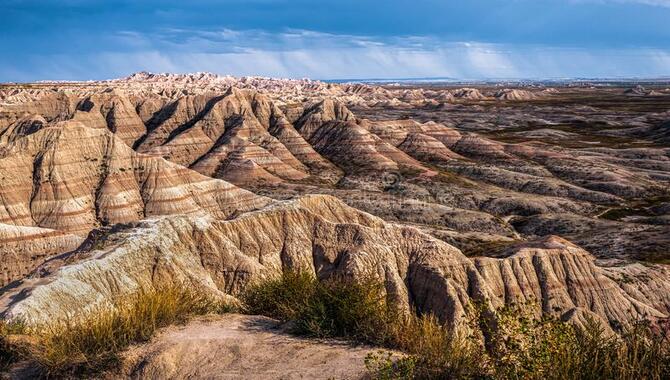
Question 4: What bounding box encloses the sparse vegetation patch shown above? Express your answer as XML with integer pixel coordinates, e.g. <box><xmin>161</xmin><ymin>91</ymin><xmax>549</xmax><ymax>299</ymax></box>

<box><xmin>242</xmin><ymin>271</ymin><xmax>670</xmax><ymax>380</ymax></box>
<box><xmin>0</xmin><ymin>286</ymin><xmax>231</xmax><ymax>378</ymax></box>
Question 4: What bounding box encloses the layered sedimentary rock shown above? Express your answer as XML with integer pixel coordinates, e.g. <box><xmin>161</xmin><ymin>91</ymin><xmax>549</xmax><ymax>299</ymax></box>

<box><xmin>0</xmin><ymin>114</ymin><xmax>48</xmax><ymax>145</ymax></box>
<box><xmin>2</xmin><ymin>195</ymin><xmax>667</xmax><ymax>333</ymax></box>
<box><xmin>453</xmin><ymin>88</ymin><xmax>487</xmax><ymax>100</ymax></box>
<box><xmin>1</xmin><ymin>74</ymin><xmax>669</xmax><ymax>340</ymax></box>
<box><xmin>2</xmin><ymin>79</ymin><xmax>669</xmax><ymax>258</ymax></box>
<box><xmin>494</xmin><ymin>89</ymin><xmax>536</xmax><ymax>101</ymax></box>
<box><xmin>136</xmin><ymin>89</ymin><xmax>341</xmax><ymax>185</ymax></box>
<box><xmin>624</xmin><ymin>85</ymin><xmax>666</xmax><ymax>97</ymax></box>
<box><xmin>0</xmin><ymin>122</ymin><xmax>270</xmax><ymax>284</ymax></box>
<box><xmin>0</xmin><ymin>223</ymin><xmax>83</xmax><ymax>286</ymax></box>
<box><xmin>74</xmin><ymin>90</ymin><xmax>147</xmax><ymax>146</ymax></box>
<box><xmin>472</xmin><ymin>237</ymin><xmax>665</xmax><ymax>324</ymax></box>
<box><xmin>0</xmin><ymin>122</ymin><xmax>267</xmax><ymax>234</ymax></box>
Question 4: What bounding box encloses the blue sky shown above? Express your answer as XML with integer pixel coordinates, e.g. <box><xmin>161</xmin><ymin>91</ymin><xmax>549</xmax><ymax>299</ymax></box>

<box><xmin>1</xmin><ymin>0</ymin><xmax>669</xmax><ymax>81</ymax></box>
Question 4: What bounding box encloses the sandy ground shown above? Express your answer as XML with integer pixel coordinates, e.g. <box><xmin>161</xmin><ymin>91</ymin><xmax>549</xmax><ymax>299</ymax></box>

<box><xmin>119</xmin><ymin>314</ymin><xmax>385</xmax><ymax>379</ymax></box>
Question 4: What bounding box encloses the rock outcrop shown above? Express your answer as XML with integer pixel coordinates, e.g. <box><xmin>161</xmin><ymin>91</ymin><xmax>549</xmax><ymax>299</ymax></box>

<box><xmin>494</xmin><ymin>89</ymin><xmax>536</xmax><ymax>101</ymax></box>
<box><xmin>453</xmin><ymin>88</ymin><xmax>487</xmax><ymax>100</ymax></box>
<box><xmin>0</xmin><ymin>122</ymin><xmax>270</xmax><ymax>285</ymax></box>
<box><xmin>2</xmin><ymin>195</ymin><xmax>667</xmax><ymax>333</ymax></box>
<box><xmin>0</xmin><ymin>223</ymin><xmax>83</xmax><ymax>286</ymax></box>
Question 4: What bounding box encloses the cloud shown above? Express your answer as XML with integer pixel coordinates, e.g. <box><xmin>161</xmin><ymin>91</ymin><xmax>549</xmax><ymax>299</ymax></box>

<box><xmin>1</xmin><ymin>28</ymin><xmax>669</xmax><ymax>82</ymax></box>
<box><xmin>619</xmin><ymin>0</ymin><xmax>670</xmax><ymax>5</ymax></box>
<box><xmin>573</xmin><ymin>0</ymin><xmax>670</xmax><ymax>6</ymax></box>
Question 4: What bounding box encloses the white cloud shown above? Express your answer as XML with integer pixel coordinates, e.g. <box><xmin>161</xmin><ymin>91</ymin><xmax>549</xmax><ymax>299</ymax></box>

<box><xmin>620</xmin><ymin>0</ymin><xmax>670</xmax><ymax>5</ymax></box>
<box><xmin>572</xmin><ymin>0</ymin><xmax>670</xmax><ymax>6</ymax></box>
<box><xmin>2</xmin><ymin>28</ymin><xmax>670</xmax><ymax>81</ymax></box>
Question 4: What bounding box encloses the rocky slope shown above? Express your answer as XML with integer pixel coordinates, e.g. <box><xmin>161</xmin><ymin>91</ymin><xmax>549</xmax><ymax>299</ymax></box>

<box><xmin>0</xmin><ymin>74</ymin><xmax>669</xmax><ymax>337</ymax></box>
<box><xmin>1</xmin><ymin>195</ymin><xmax>667</xmax><ymax>333</ymax></box>
<box><xmin>0</xmin><ymin>122</ymin><xmax>269</xmax><ymax>285</ymax></box>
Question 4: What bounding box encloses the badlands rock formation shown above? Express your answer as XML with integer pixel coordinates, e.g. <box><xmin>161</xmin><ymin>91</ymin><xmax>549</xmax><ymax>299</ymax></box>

<box><xmin>0</xmin><ymin>122</ymin><xmax>269</xmax><ymax>285</ymax></box>
<box><xmin>1</xmin><ymin>195</ymin><xmax>668</xmax><ymax>334</ymax></box>
<box><xmin>494</xmin><ymin>89</ymin><xmax>536</xmax><ymax>101</ymax></box>
<box><xmin>624</xmin><ymin>85</ymin><xmax>666</xmax><ymax>97</ymax></box>
<box><xmin>0</xmin><ymin>74</ymin><xmax>669</xmax><ymax>337</ymax></box>
<box><xmin>453</xmin><ymin>88</ymin><xmax>487</xmax><ymax>100</ymax></box>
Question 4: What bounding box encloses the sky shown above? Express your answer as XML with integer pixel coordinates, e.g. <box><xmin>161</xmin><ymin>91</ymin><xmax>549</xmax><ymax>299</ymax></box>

<box><xmin>1</xmin><ymin>0</ymin><xmax>670</xmax><ymax>81</ymax></box>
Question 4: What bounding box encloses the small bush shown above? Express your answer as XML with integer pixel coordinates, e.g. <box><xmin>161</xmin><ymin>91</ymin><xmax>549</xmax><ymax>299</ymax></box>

<box><xmin>1</xmin><ymin>321</ymin><xmax>20</xmax><ymax>371</ymax></box>
<box><xmin>482</xmin><ymin>304</ymin><xmax>670</xmax><ymax>380</ymax></box>
<box><xmin>293</xmin><ymin>275</ymin><xmax>390</xmax><ymax>343</ymax></box>
<box><xmin>365</xmin><ymin>351</ymin><xmax>416</xmax><ymax>380</ymax></box>
<box><xmin>242</xmin><ymin>271</ymin><xmax>488</xmax><ymax>379</ymax></box>
<box><xmin>28</xmin><ymin>286</ymin><xmax>230</xmax><ymax>377</ymax></box>
<box><xmin>0</xmin><ymin>321</ymin><xmax>11</xmax><ymax>370</ymax></box>
<box><xmin>386</xmin><ymin>313</ymin><xmax>488</xmax><ymax>379</ymax></box>
<box><xmin>242</xmin><ymin>270</ymin><xmax>315</xmax><ymax>322</ymax></box>
<box><xmin>243</xmin><ymin>271</ymin><xmax>391</xmax><ymax>343</ymax></box>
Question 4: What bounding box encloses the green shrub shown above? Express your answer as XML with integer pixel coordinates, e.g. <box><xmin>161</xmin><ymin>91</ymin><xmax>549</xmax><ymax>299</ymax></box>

<box><xmin>243</xmin><ymin>271</ymin><xmax>392</xmax><ymax>343</ymax></box>
<box><xmin>242</xmin><ymin>271</ymin><xmax>488</xmax><ymax>379</ymax></box>
<box><xmin>365</xmin><ymin>351</ymin><xmax>416</xmax><ymax>380</ymax></box>
<box><xmin>482</xmin><ymin>304</ymin><xmax>670</xmax><ymax>380</ymax></box>
<box><xmin>242</xmin><ymin>270</ymin><xmax>316</xmax><ymax>322</ymax></box>
<box><xmin>387</xmin><ymin>312</ymin><xmax>488</xmax><ymax>379</ymax></box>
<box><xmin>0</xmin><ymin>321</ymin><xmax>10</xmax><ymax>371</ymax></box>
<box><xmin>293</xmin><ymin>275</ymin><xmax>390</xmax><ymax>343</ymax></box>
<box><xmin>0</xmin><ymin>320</ymin><xmax>29</xmax><ymax>373</ymax></box>
<box><xmin>1</xmin><ymin>321</ymin><xmax>16</xmax><ymax>371</ymax></box>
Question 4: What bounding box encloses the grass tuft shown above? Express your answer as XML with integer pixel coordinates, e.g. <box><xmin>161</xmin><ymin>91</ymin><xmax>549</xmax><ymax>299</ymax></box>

<box><xmin>1</xmin><ymin>286</ymin><xmax>231</xmax><ymax>377</ymax></box>
<box><xmin>1</xmin><ymin>320</ymin><xmax>26</xmax><ymax>372</ymax></box>
<box><xmin>243</xmin><ymin>271</ymin><xmax>390</xmax><ymax>343</ymax></box>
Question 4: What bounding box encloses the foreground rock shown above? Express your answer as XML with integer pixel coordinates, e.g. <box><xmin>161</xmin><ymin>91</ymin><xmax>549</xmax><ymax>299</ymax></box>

<box><xmin>2</xmin><ymin>195</ymin><xmax>667</xmax><ymax>332</ymax></box>
<box><xmin>119</xmin><ymin>314</ymin><xmax>378</xmax><ymax>380</ymax></box>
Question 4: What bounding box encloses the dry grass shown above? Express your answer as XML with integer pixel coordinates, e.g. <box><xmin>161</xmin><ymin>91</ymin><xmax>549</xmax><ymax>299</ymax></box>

<box><xmin>243</xmin><ymin>271</ymin><xmax>389</xmax><ymax>343</ymax></box>
<box><xmin>4</xmin><ymin>273</ymin><xmax>668</xmax><ymax>379</ymax></box>
<box><xmin>242</xmin><ymin>271</ymin><xmax>670</xmax><ymax>380</ymax></box>
<box><xmin>380</xmin><ymin>313</ymin><xmax>488</xmax><ymax>379</ymax></box>
<box><xmin>1</xmin><ymin>286</ymin><xmax>231</xmax><ymax>377</ymax></box>
<box><xmin>242</xmin><ymin>271</ymin><xmax>486</xmax><ymax>378</ymax></box>
<box><xmin>1</xmin><ymin>320</ymin><xmax>25</xmax><ymax>372</ymax></box>
<box><xmin>480</xmin><ymin>305</ymin><xmax>670</xmax><ymax>380</ymax></box>
<box><xmin>242</xmin><ymin>270</ymin><xmax>315</xmax><ymax>322</ymax></box>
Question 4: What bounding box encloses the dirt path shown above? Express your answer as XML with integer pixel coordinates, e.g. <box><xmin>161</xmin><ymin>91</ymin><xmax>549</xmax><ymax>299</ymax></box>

<box><xmin>120</xmin><ymin>314</ymin><xmax>384</xmax><ymax>379</ymax></box>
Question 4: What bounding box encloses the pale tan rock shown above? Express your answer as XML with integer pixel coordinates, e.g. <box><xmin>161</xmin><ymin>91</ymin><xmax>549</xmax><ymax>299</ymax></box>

<box><xmin>77</xmin><ymin>91</ymin><xmax>147</xmax><ymax>146</ymax></box>
<box><xmin>494</xmin><ymin>89</ymin><xmax>537</xmax><ymax>101</ymax></box>
<box><xmin>0</xmin><ymin>114</ymin><xmax>47</xmax><ymax>145</ymax></box>
<box><xmin>0</xmin><ymin>73</ymin><xmax>669</xmax><ymax>343</ymax></box>
<box><xmin>453</xmin><ymin>88</ymin><xmax>487</xmax><ymax>100</ymax></box>
<box><xmin>0</xmin><ymin>122</ymin><xmax>270</xmax><ymax>283</ymax></box>
<box><xmin>0</xmin><ymin>122</ymin><xmax>268</xmax><ymax>235</ymax></box>
<box><xmin>137</xmin><ymin>88</ymin><xmax>313</xmax><ymax>184</ymax></box>
<box><xmin>473</xmin><ymin>236</ymin><xmax>665</xmax><ymax>323</ymax></box>
<box><xmin>294</xmin><ymin>98</ymin><xmax>355</xmax><ymax>140</ymax></box>
<box><xmin>1</xmin><ymin>196</ymin><xmax>666</xmax><ymax>332</ymax></box>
